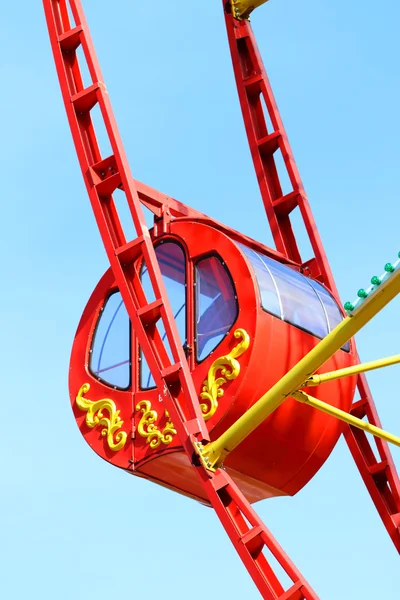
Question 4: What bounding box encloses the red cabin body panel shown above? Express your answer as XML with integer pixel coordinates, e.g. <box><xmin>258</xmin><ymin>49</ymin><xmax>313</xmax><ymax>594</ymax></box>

<box><xmin>69</xmin><ymin>219</ymin><xmax>357</xmax><ymax>503</ymax></box>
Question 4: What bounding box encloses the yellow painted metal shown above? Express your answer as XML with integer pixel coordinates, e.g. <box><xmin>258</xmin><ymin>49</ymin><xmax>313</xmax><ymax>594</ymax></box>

<box><xmin>305</xmin><ymin>354</ymin><xmax>400</xmax><ymax>387</ymax></box>
<box><xmin>199</xmin><ymin>267</ymin><xmax>400</xmax><ymax>469</ymax></box>
<box><xmin>231</xmin><ymin>0</ymin><xmax>270</xmax><ymax>20</ymax></box>
<box><xmin>136</xmin><ymin>400</ymin><xmax>177</xmax><ymax>449</ymax></box>
<box><xmin>292</xmin><ymin>391</ymin><xmax>400</xmax><ymax>447</ymax></box>
<box><xmin>200</xmin><ymin>329</ymin><xmax>250</xmax><ymax>420</ymax></box>
<box><xmin>76</xmin><ymin>383</ymin><xmax>127</xmax><ymax>451</ymax></box>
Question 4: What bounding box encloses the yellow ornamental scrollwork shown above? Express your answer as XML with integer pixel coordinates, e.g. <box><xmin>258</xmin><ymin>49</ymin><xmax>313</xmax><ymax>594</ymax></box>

<box><xmin>76</xmin><ymin>383</ymin><xmax>128</xmax><ymax>452</ymax></box>
<box><xmin>136</xmin><ymin>400</ymin><xmax>177</xmax><ymax>449</ymax></box>
<box><xmin>200</xmin><ymin>328</ymin><xmax>250</xmax><ymax>420</ymax></box>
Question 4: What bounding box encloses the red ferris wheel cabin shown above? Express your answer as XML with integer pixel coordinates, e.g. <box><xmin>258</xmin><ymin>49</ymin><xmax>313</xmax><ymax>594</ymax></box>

<box><xmin>70</xmin><ymin>216</ymin><xmax>357</xmax><ymax>503</ymax></box>
<box><xmin>44</xmin><ymin>0</ymin><xmax>400</xmax><ymax>595</ymax></box>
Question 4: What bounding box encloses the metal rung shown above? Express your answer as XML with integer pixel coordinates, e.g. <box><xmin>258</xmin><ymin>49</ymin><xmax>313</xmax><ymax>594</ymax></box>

<box><xmin>258</xmin><ymin>131</ymin><xmax>281</xmax><ymax>157</ymax></box>
<box><xmin>161</xmin><ymin>362</ymin><xmax>182</xmax><ymax>385</ymax></box>
<box><xmin>392</xmin><ymin>512</ymin><xmax>400</xmax><ymax>528</ymax></box>
<box><xmin>90</xmin><ymin>154</ymin><xmax>118</xmax><ymax>179</ymax></box>
<box><xmin>369</xmin><ymin>461</ymin><xmax>389</xmax><ymax>483</ymax></box>
<box><xmin>72</xmin><ymin>83</ymin><xmax>100</xmax><ymax>113</ymax></box>
<box><xmin>95</xmin><ymin>172</ymin><xmax>122</xmax><ymax>196</ymax></box>
<box><xmin>278</xmin><ymin>582</ymin><xmax>304</xmax><ymax>600</ymax></box>
<box><xmin>350</xmin><ymin>397</ymin><xmax>368</xmax><ymax>419</ymax></box>
<box><xmin>241</xmin><ymin>525</ymin><xmax>264</xmax><ymax>556</ymax></box>
<box><xmin>210</xmin><ymin>472</ymin><xmax>230</xmax><ymax>491</ymax></box>
<box><xmin>58</xmin><ymin>25</ymin><xmax>83</xmax><ymax>52</ymax></box>
<box><xmin>115</xmin><ymin>236</ymin><xmax>145</xmax><ymax>265</ymax></box>
<box><xmin>241</xmin><ymin>525</ymin><xmax>263</xmax><ymax>545</ymax></box>
<box><xmin>273</xmin><ymin>191</ymin><xmax>299</xmax><ymax>217</ymax></box>
<box><xmin>301</xmin><ymin>257</ymin><xmax>322</xmax><ymax>281</ymax></box>
<box><xmin>243</xmin><ymin>73</ymin><xmax>263</xmax><ymax>95</ymax></box>
<box><xmin>137</xmin><ymin>299</ymin><xmax>163</xmax><ymax>327</ymax></box>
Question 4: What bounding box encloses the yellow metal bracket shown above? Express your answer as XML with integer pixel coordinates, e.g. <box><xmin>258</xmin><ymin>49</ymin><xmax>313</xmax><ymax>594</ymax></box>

<box><xmin>292</xmin><ymin>391</ymin><xmax>400</xmax><ymax>447</ymax></box>
<box><xmin>198</xmin><ymin>261</ymin><xmax>400</xmax><ymax>469</ymax></box>
<box><xmin>231</xmin><ymin>0</ymin><xmax>270</xmax><ymax>20</ymax></box>
<box><xmin>194</xmin><ymin>440</ymin><xmax>217</xmax><ymax>472</ymax></box>
<box><xmin>304</xmin><ymin>354</ymin><xmax>400</xmax><ymax>387</ymax></box>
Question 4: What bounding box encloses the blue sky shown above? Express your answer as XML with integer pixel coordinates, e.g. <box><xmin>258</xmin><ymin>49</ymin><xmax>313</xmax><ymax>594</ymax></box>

<box><xmin>1</xmin><ymin>1</ymin><xmax>400</xmax><ymax>598</ymax></box>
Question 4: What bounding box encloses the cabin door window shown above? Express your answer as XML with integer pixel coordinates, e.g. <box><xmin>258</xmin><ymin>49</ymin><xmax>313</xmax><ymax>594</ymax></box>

<box><xmin>140</xmin><ymin>242</ymin><xmax>187</xmax><ymax>389</ymax></box>
<box><xmin>195</xmin><ymin>256</ymin><xmax>238</xmax><ymax>361</ymax></box>
<box><xmin>89</xmin><ymin>291</ymin><xmax>130</xmax><ymax>389</ymax></box>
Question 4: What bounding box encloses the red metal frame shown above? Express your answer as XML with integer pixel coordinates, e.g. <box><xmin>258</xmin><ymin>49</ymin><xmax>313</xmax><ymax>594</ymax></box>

<box><xmin>43</xmin><ymin>0</ymin><xmax>320</xmax><ymax>596</ymax></box>
<box><xmin>223</xmin><ymin>6</ymin><xmax>400</xmax><ymax>553</ymax></box>
<box><xmin>42</xmin><ymin>0</ymin><xmax>400</xmax><ymax>597</ymax></box>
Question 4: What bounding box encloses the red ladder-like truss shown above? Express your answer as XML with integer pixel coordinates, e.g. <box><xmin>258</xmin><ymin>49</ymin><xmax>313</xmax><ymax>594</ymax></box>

<box><xmin>223</xmin><ymin>8</ymin><xmax>400</xmax><ymax>553</ymax></box>
<box><xmin>42</xmin><ymin>0</ymin><xmax>400</xmax><ymax>597</ymax></box>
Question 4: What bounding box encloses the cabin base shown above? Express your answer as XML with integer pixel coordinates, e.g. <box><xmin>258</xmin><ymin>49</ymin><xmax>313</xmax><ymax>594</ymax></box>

<box><xmin>135</xmin><ymin>450</ymin><xmax>286</xmax><ymax>505</ymax></box>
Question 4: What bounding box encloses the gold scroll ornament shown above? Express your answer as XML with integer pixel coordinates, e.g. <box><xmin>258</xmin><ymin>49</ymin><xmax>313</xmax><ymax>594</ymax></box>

<box><xmin>200</xmin><ymin>328</ymin><xmax>250</xmax><ymax>420</ymax></box>
<box><xmin>76</xmin><ymin>383</ymin><xmax>128</xmax><ymax>452</ymax></box>
<box><xmin>136</xmin><ymin>328</ymin><xmax>250</xmax><ymax>449</ymax></box>
<box><xmin>109</xmin><ymin>329</ymin><xmax>250</xmax><ymax>450</ymax></box>
<box><xmin>136</xmin><ymin>401</ymin><xmax>177</xmax><ymax>449</ymax></box>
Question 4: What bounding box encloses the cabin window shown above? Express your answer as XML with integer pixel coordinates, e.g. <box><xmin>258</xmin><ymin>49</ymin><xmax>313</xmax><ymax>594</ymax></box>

<box><xmin>195</xmin><ymin>256</ymin><xmax>238</xmax><ymax>361</ymax></box>
<box><xmin>308</xmin><ymin>278</ymin><xmax>345</xmax><ymax>333</ymax></box>
<box><xmin>140</xmin><ymin>242</ymin><xmax>187</xmax><ymax>389</ymax></box>
<box><xmin>236</xmin><ymin>247</ymin><xmax>282</xmax><ymax>319</ymax></box>
<box><xmin>239</xmin><ymin>244</ymin><xmax>349</xmax><ymax>350</ymax></box>
<box><xmin>90</xmin><ymin>291</ymin><xmax>130</xmax><ymax>389</ymax></box>
<box><xmin>263</xmin><ymin>256</ymin><xmax>329</xmax><ymax>339</ymax></box>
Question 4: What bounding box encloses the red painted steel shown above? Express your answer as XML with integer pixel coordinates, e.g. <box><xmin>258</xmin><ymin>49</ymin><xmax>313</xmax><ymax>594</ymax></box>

<box><xmin>42</xmin><ymin>0</ymin><xmax>400</xmax><ymax>596</ymax></box>
<box><xmin>223</xmin><ymin>5</ymin><xmax>400</xmax><ymax>552</ymax></box>
<box><xmin>70</xmin><ymin>220</ymin><xmax>357</xmax><ymax>502</ymax></box>
<box><xmin>223</xmin><ymin>5</ymin><xmax>332</xmax><ymax>284</ymax></box>
<box><xmin>43</xmin><ymin>0</ymin><xmax>319</xmax><ymax>596</ymax></box>
<box><xmin>42</xmin><ymin>0</ymin><xmax>210</xmax><ymax>459</ymax></box>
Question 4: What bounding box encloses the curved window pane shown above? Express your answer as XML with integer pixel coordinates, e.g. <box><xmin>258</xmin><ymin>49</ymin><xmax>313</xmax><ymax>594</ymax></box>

<box><xmin>140</xmin><ymin>242</ymin><xmax>186</xmax><ymax>389</ymax></box>
<box><xmin>308</xmin><ymin>278</ymin><xmax>350</xmax><ymax>351</ymax></box>
<box><xmin>238</xmin><ymin>244</ymin><xmax>281</xmax><ymax>318</ymax></box>
<box><xmin>237</xmin><ymin>243</ymin><xmax>349</xmax><ymax>346</ymax></box>
<box><xmin>196</xmin><ymin>256</ymin><xmax>238</xmax><ymax>361</ymax></box>
<box><xmin>90</xmin><ymin>292</ymin><xmax>130</xmax><ymax>388</ymax></box>
<box><xmin>266</xmin><ymin>259</ymin><xmax>329</xmax><ymax>339</ymax></box>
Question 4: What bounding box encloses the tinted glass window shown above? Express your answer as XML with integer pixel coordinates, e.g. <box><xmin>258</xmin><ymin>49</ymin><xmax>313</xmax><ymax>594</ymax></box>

<box><xmin>266</xmin><ymin>259</ymin><xmax>328</xmax><ymax>339</ymax></box>
<box><xmin>90</xmin><ymin>292</ymin><xmax>130</xmax><ymax>388</ymax></box>
<box><xmin>196</xmin><ymin>256</ymin><xmax>238</xmax><ymax>361</ymax></box>
<box><xmin>140</xmin><ymin>242</ymin><xmax>186</xmax><ymax>389</ymax></box>
<box><xmin>239</xmin><ymin>245</ymin><xmax>282</xmax><ymax>318</ymax></box>
<box><xmin>308</xmin><ymin>278</ymin><xmax>350</xmax><ymax>351</ymax></box>
<box><xmin>238</xmin><ymin>243</ymin><xmax>347</xmax><ymax>348</ymax></box>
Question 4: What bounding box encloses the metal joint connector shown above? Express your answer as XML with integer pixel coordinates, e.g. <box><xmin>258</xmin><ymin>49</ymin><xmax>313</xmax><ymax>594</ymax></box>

<box><xmin>230</xmin><ymin>0</ymin><xmax>270</xmax><ymax>21</ymax></box>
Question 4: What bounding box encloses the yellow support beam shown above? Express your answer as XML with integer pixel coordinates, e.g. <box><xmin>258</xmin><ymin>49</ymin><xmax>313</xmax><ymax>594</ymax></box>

<box><xmin>198</xmin><ymin>266</ymin><xmax>400</xmax><ymax>470</ymax></box>
<box><xmin>304</xmin><ymin>354</ymin><xmax>400</xmax><ymax>387</ymax></box>
<box><xmin>292</xmin><ymin>391</ymin><xmax>400</xmax><ymax>447</ymax></box>
<box><xmin>231</xmin><ymin>0</ymin><xmax>270</xmax><ymax>20</ymax></box>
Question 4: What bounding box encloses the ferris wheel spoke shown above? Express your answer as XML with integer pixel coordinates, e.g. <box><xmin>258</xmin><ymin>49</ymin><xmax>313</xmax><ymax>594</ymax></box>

<box><xmin>42</xmin><ymin>0</ymin><xmax>211</xmax><ymax>452</ymax></box>
<box><xmin>223</xmin><ymin>0</ymin><xmax>400</xmax><ymax>556</ymax></box>
<box><xmin>202</xmin><ymin>470</ymin><xmax>319</xmax><ymax>599</ymax></box>
<box><xmin>344</xmin><ymin>372</ymin><xmax>400</xmax><ymax>553</ymax></box>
